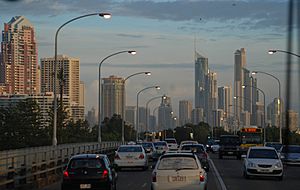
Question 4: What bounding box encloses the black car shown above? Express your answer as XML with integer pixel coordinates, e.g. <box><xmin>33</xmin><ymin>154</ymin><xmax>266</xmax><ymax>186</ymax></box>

<box><xmin>61</xmin><ymin>154</ymin><xmax>117</xmax><ymax>190</ymax></box>
<box><xmin>180</xmin><ymin>144</ymin><xmax>210</xmax><ymax>172</ymax></box>
<box><xmin>219</xmin><ymin>135</ymin><xmax>241</xmax><ymax>159</ymax></box>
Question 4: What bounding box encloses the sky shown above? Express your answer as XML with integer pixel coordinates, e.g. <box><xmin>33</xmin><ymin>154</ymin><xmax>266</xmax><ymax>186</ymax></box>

<box><xmin>0</xmin><ymin>0</ymin><xmax>299</xmax><ymax>118</ymax></box>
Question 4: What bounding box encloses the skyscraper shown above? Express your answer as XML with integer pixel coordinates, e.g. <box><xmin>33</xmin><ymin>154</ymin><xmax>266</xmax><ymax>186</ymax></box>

<box><xmin>41</xmin><ymin>55</ymin><xmax>80</xmax><ymax>104</ymax></box>
<box><xmin>1</xmin><ymin>16</ymin><xmax>38</xmax><ymax>95</ymax></box>
<box><xmin>125</xmin><ymin>106</ymin><xmax>136</xmax><ymax>128</ymax></box>
<box><xmin>234</xmin><ymin>48</ymin><xmax>246</xmax><ymax>123</ymax></box>
<box><xmin>218</xmin><ymin>86</ymin><xmax>232</xmax><ymax>120</ymax></box>
<box><xmin>79</xmin><ymin>81</ymin><xmax>85</xmax><ymax>106</ymax></box>
<box><xmin>102</xmin><ymin>75</ymin><xmax>124</xmax><ymax>119</ymax></box>
<box><xmin>195</xmin><ymin>51</ymin><xmax>208</xmax><ymax>109</ymax></box>
<box><xmin>179</xmin><ymin>100</ymin><xmax>192</xmax><ymax>126</ymax></box>
<box><xmin>158</xmin><ymin>96</ymin><xmax>173</xmax><ymax>130</ymax></box>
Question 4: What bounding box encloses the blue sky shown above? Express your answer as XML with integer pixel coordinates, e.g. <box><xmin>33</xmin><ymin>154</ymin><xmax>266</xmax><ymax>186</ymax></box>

<box><xmin>1</xmin><ymin>0</ymin><xmax>298</xmax><ymax>117</ymax></box>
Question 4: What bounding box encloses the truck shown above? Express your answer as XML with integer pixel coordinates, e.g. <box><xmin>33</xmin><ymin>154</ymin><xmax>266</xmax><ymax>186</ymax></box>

<box><xmin>218</xmin><ymin>135</ymin><xmax>241</xmax><ymax>159</ymax></box>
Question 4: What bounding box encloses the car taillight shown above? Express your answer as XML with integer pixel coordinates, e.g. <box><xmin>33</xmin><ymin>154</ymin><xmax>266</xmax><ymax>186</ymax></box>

<box><xmin>139</xmin><ymin>154</ymin><xmax>145</xmax><ymax>159</ymax></box>
<box><xmin>152</xmin><ymin>172</ymin><xmax>157</xmax><ymax>182</ymax></box>
<box><xmin>204</xmin><ymin>152</ymin><xmax>208</xmax><ymax>159</ymax></box>
<box><xmin>63</xmin><ymin>171</ymin><xmax>69</xmax><ymax>178</ymax></box>
<box><xmin>115</xmin><ymin>154</ymin><xmax>120</xmax><ymax>160</ymax></box>
<box><xmin>101</xmin><ymin>169</ymin><xmax>108</xmax><ymax>179</ymax></box>
<box><xmin>199</xmin><ymin>174</ymin><xmax>205</xmax><ymax>182</ymax></box>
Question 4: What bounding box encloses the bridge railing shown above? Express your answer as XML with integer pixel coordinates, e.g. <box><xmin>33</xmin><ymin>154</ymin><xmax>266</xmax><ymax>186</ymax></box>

<box><xmin>0</xmin><ymin>141</ymin><xmax>122</xmax><ymax>189</ymax></box>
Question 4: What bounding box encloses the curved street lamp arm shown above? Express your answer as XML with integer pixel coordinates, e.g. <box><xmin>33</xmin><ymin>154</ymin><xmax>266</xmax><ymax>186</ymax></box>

<box><xmin>99</xmin><ymin>50</ymin><xmax>133</xmax><ymax>67</ymax></box>
<box><xmin>270</xmin><ymin>49</ymin><xmax>300</xmax><ymax>58</ymax></box>
<box><xmin>252</xmin><ymin>71</ymin><xmax>281</xmax><ymax>91</ymax></box>
<box><xmin>124</xmin><ymin>71</ymin><xmax>151</xmax><ymax>81</ymax></box>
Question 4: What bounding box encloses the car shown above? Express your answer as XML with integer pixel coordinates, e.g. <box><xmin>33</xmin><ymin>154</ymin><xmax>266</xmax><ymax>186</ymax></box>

<box><xmin>180</xmin><ymin>144</ymin><xmax>210</xmax><ymax>172</ymax></box>
<box><xmin>242</xmin><ymin>146</ymin><xmax>283</xmax><ymax>180</ymax></box>
<box><xmin>141</xmin><ymin>142</ymin><xmax>156</xmax><ymax>159</ymax></box>
<box><xmin>165</xmin><ymin>138</ymin><xmax>178</xmax><ymax>150</ymax></box>
<box><xmin>153</xmin><ymin>141</ymin><xmax>169</xmax><ymax>156</ymax></box>
<box><xmin>151</xmin><ymin>152</ymin><xmax>207</xmax><ymax>190</ymax></box>
<box><xmin>280</xmin><ymin>145</ymin><xmax>300</xmax><ymax>165</ymax></box>
<box><xmin>211</xmin><ymin>140</ymin><xmax>220</xmax><ymax>153</ymax></box>
<box><xmin>61</xmin><ymin>154</ymin><xmax>117</xmax><ymax>190</ymax></box>
<box><xmin>178</xmin><ymin>140</ymin><xmax>198</xmax><ymax>149</ymax></box>
<box><xmin>265</xmin><ymin>142</ymin><xmax>283</xmax><ymax>152</ymax></box>
<box><xmin>114</xmin><ymin>145</ymin><xmax>148</xmax><ymax>170</ymax></box>
<box><xmin>218</xmin><ymin>135</ymin><xmax>241</xmax><ymax>159</ymax></box>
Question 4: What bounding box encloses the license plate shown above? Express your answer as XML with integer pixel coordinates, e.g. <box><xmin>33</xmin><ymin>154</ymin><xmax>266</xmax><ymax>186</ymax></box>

<box><xmin>259</xmin><ymin>169</ymin><xmax>270</xmax><ymax>173</ymax></box>
<box><xmin>228</xmin><ymin>152</ymin><xmax>233</xmax><ymax>154</ymax></box>
<box><xmin>169</xmin><ymin>176</ymin><xmax>186</xmax><ymax>182</ymax></box>
<box><xmin>80</xmin><ymin>184</ymin><xmax>91</xmax><ymax>189</ymax></box>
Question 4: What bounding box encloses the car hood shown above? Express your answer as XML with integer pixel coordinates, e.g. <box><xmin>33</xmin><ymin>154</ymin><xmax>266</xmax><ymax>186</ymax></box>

<box><xmin>247</xmin><ymin>158</ymin><xmax>279</xmax><ymax>165</ymax></box>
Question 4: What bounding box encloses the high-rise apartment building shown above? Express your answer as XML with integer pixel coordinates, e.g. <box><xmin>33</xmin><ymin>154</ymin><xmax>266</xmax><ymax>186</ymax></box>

<box><xmin>102</xmin><ymin>75</ymin><xmax>124</xmax><ymax>119</ymax></box>
<box><xmin>234</xmin><ymin>48</ymin><xmax>246</xmax><ymax>123</ymax></box>
<box><xmin>158</xmin><ymin>96</ymin><xmax>173</xmax><ymax>130</ymax></box>
<box><xmin>179</xmin><ymin>100</ymin><xmax>192</xmax><ymax>126</ymax></box>
<box><xmin>125</xmin><ymin>106</ymin><xmax>136</xmax><ymax>128</ymax></box>
<box><xmin>218</xmin><ymin>86</ymin><xmax>232</xmax><ymax>119</ymax></box>
<box><xmin>191</xmin><ymin>108</ymin><xmax>204</xmax><ymax>125</ymax></box>
<box><xmin>284</xmin><ymin>110</ymin><xmax>299</xmax><ymax>132</ymax></box>
<box><xmin>195</xmin><ymin>51</ymin><xmax>208</xmax><ymax>109</ymax></box>
<box><xmin>41</xmin><ymin>55</ymin><xmax>80</xmax><ymax>104</ymax></box>
<box><xmin>1</xmin><ymin>16</ymin><xmax>39</xmax><ymax>95</ymax></box>
<box><xmin>79</xmin><ymin>81</ymin><xmax>85</xmax><ymax>106</ymax></box>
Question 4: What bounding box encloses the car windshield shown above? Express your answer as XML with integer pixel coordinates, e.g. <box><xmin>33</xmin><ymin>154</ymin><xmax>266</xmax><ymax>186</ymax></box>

<box><xmin>282</xmin><ymin>146</ymin><xmax>300</xmax><ymax>153</ymax></box>
<box><xmin>118</xmin><ymin>146</ymin><xmax>142</xmax><ymax>152</ymax></box>
<box><xmin>248</xmin><ymin>149</ymin><xmax>279</xmax><ymax>159</ymax></box>
<box><xmin>154</xmin><ymin>142</ymin><xmax>167</xmax><ymax>146</ymax></box>
<box><xmin>69</xmin><ymin>158</ymin><xmax>103</xmax><ymax>169</ymax></box>
<box><xmin>220</xmin><ymin>137</ymin><xmax>240</xmax><ymax>145</ymax></box>
<box><xmin>142</xmin><ymin>143</ymin><xmax>153</xmax><ymax>148</ymax></box>
<box><xmin>181</xmin><ymin>145</ymin><xmax>205</xmax><ymax>153</ymax></box>
<box><xmin>158</xmin><ymin>156</ymin><xmax>198</xmax><ymax>170</ymax></box>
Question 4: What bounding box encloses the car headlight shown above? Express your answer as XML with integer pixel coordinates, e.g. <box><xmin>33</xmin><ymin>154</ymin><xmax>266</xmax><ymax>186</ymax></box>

<box><xmin>247</xmin><ymin>162</ymin><xmax>256</xmax><ymax>168</ymax></box>
<box><xmin>274</xmin><ymin>162</ymin><xmax>283</xmax><ymax>169</ymax></box>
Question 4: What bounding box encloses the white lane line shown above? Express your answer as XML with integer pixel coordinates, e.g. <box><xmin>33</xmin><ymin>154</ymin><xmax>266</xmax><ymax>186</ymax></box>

<box><xmin>209</xmin><ymin>158</ymin><xmax>227</xmax><ymax>190</ymax></box>
<box><xmin>142</xmin><ymin>183</ymin><xmax>147</xmax><ymax>188</ymax></box>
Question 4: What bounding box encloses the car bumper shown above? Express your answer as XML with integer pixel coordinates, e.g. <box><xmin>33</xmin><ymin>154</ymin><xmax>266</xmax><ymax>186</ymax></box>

<box><xmin>152</xmin><ymin>182</ymin><xmax>206</xmax><ymax>190</ymax></box>
<box><xmin>283</xmin><ymin>160</ymin><xmax>300</xmax><ymax>165</ymax></box>
<box><xmin>246</xmin><ymin>168</ymin><xmax>283</xmax><ymax>177</ymax></box>
<box><xmin>62</xmin><ymin>180</ymin><xmax>110</xmax><ymax>190</ymax></box>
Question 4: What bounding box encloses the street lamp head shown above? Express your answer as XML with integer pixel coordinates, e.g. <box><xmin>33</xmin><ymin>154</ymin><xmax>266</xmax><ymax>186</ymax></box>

<box><xmin>99</xmin><ymin>13</ymin><xmax>112</xmax><ymax>19</ymax></box>
<box><xmin>234</xmin><ymin>96</ymin><xmax>237</xmax><ymax>99</ymax></box>
<box><xmin>128</xmin><ymin>51</ymin><xmax>137</xmax><ymax>55</ymax></box>
<box><xmin>242</xmin><ymin>85</ymin><xmax>246</xmax><ymax>89</ymax></box>
<box><xmin>162</xmin><ymin>95</ymin><xmax>167</xmax><ymax>100</ymax></box>
<box><xmin>155</xmin><ymin>86</ymin><xmax>160</xmax><ymax>90</ymax></box>
<box><xmin>268</xmin><ymin>49</ymin><xmax>277</xmax><ymax>55</ymax></box>
<box><xmin>145</xmin><ymin>72</ymin><xmax>151</xmax><ymax>76</ymax></box>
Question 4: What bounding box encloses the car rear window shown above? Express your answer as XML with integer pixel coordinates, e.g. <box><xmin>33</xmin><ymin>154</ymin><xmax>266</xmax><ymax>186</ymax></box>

<box><xmin>118</xmin><ymin>146</ymin><xmax>142</xmax><ymax>152</ymax></box>
<box><xmin>154</xmin><ymin>142</ymin><xmax>167</xmax><ymax>146</ymax></box>
<box><xmin>181</xmin><ymin>145</ymin><xmax>205</xmax><ymax>153</ymax></box>
<box><xmin>158</xmin><ymin>156</ymin><xmax>198</xmax><ymax>170</ymax></box>
<box><xmin>248</xmin><ymin>149</ymin><xmax>278</xmax><ymax>159</ymax></box>
<box><xmin>220</xmin><ymin>137</ymin><xmax>240</xmax><ymax>145</ymax></box>
<box><xmin>142</xmin><ymin>143</ymin><xmax>153</xmax><ymax>148</ymax></box>
<box><xmin>69</xmin><ymin>158</ymin><xmax>103</xmax><ymax>169</ymax></box>
<box><xmin>165</xmin><ymin>139</ymin><xmax>177</xmax><ymax>144</ymax></box>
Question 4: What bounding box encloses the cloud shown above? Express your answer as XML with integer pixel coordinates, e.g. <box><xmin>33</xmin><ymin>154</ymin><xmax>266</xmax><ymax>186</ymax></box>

<box><xmin>115</xmin><ymin>33</ymin><xmax>144</xmax><ymax>38</ymax></box>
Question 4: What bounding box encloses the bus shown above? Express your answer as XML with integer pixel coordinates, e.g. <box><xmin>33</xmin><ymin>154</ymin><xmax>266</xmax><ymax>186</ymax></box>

<box><xmin>239</xmin><ymin>127</ymin><xmax>263</xmax><ymax>154</ymax></box>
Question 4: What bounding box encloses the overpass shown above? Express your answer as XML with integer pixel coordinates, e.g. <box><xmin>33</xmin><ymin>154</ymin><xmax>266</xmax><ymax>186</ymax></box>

<box><xmin>0</xmin><ymin>142</ymin><xmax>122</xmax><ymax>189</ymax></box>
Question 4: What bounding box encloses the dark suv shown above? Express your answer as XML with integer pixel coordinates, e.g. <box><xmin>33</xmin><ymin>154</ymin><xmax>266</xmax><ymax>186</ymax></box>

<box><xmin>219</xmin><ymin>135</ymin><xmax>241</xmax><ymax>159</ymax></box>
<box><xmin>61</xmin><ymin>154</ymin><xmax>117</xmax><ymax>190</ymax></box>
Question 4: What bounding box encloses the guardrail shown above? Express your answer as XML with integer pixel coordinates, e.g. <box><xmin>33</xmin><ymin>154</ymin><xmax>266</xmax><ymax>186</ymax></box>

<box><xmin>0</xmin><ymin>142</ymin><xmax>122</xmax><ymax>190</ymax></box>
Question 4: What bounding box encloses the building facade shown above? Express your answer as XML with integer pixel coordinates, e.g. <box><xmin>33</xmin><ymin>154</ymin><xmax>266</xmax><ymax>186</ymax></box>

<box><xmin>179</xmin><ymin>100</ymin><xmax>192</xmax><ymax>126</ymax></box>
<box><xmin>1</xmin><ymin>16</ymin><xmax>39</xmax><ymax>95</ymax></box>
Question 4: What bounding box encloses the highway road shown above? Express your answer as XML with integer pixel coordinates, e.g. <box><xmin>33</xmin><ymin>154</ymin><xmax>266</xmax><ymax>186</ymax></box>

<box><xmin>42</xmin><ymin>153</ymin><xmax>300</xmax><ymax>190</ymax></box>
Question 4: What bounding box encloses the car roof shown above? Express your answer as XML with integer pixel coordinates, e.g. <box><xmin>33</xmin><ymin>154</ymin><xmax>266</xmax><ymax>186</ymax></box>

<box><xmin>119</xmin><ymin>144</ymin><xmax>143</xmax><ymax>147</ymax></box>
<box><xmin>160</xmin><ymin>152</ymin><xmax>196</xmax><ymax>158</ymax></box>
<box><xmin>181</xmin><ymin>144</ymin><xmax>204</xmax><ymax>147</ymax></box>
<box><xmin>70</xmin><ymin>154</ymin><xmax>106</xmax><ymax>159</ymax></box>
<box><xmin>220</xmin><ymin>135</ymin><xmax>239</xmax><ymax>138</ymax></box>
<box><xmin>249</xmin><ymin>146</ymin><xmax>276</xmax><ymax>150</ymax></box>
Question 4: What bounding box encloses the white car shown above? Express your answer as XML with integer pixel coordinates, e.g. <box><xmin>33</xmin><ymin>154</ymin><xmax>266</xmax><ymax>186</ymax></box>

<box><xmin>242</xmin><ymin>146</ymin><xmax>283</xmax><ymax>180</ymax></box>
<box><xmin>165</xmin><ymin>138</ymin><xmax>178</xmax><ymax>150</ymax></box>
<box><xmin>114</xmin><ymin>145</ymin><xmax>148</xmax><ymax>170</ymax></box>
<box><xmin>151</xmin><ymin>153</ymin><xmax>207</xmax><ymax>190</ymax></box>
<box><xmin>179</xmin><ymin>140</ymin><xmax>199</xmax><ymax>149</ymax></box>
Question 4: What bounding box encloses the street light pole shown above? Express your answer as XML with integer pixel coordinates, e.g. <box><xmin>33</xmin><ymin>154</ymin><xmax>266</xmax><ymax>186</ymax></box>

<box><xmin>53</xmin><ymin>12</ymin><xmax>111</xmax><ymax>146</ymax></box>
<box><xmin>252</xmin><ymin>71</ymin><xmax>282</xmax><ymax>143</ymax></box>
<box><xmin>98</xmin><ymin>50</ymin><xmax>136</xmax><ymax>143</ymax></box>
<box><xmin>243</xmin><ymin>85</ymin><xmax>266</xmax><ymax>144</ymax></box>
<box><xmin>153</xmin><ymin>106</ymin><xmax>160</xmax><ymax>132</ymax></box>
<box><xmin>136</xmin><ymin>86</ymin><xmax>160</xmax><ymax>141</ymax></box>
<box><xmin>122</xmin><ymin>72</ymin><xmax>151</xmax><ymax>143</ymax></box>
<box><xmin>145</xmin><ymin>95</ymin><xmax>166</xmax><ymax>133</ymax></box>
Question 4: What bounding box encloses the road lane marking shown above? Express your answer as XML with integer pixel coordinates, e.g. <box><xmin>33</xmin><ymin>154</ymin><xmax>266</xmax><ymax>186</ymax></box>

<box><xmin>209</xmin><ymin>158</ymin><xmax>227</xmax><ymax>190</ymax></box>
<box><xmin>142</xmin><ymin>183</ymin><xmax>147</xmax><ymax>188</ymax></box>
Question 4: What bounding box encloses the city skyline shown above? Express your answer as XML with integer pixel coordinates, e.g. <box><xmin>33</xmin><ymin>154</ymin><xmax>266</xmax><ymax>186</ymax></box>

<box><xmin>0</xmin><ymin>0</ymin><xmax>298</xmax><ymax>117</ymax></box>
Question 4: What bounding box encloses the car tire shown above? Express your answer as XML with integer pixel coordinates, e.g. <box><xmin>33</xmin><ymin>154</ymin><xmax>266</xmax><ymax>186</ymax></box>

<box><xmin>219</xmin><ymin>154</ymin><xmax>223</xmax><ymax>159</ymax></box>
<box><xmin>237</xmin><ymin>155</ymin><xmax>241</xmax><ymax>160</ymax></box>
<box><xmin>243</xmin><ymin>171</ymin><xmax>249</xmax><ymax>179</ymax></box>
<box><xmin>143</xmin><ymin>166</ymin><xmax>148</xmax><ymax>171</ymax></box>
